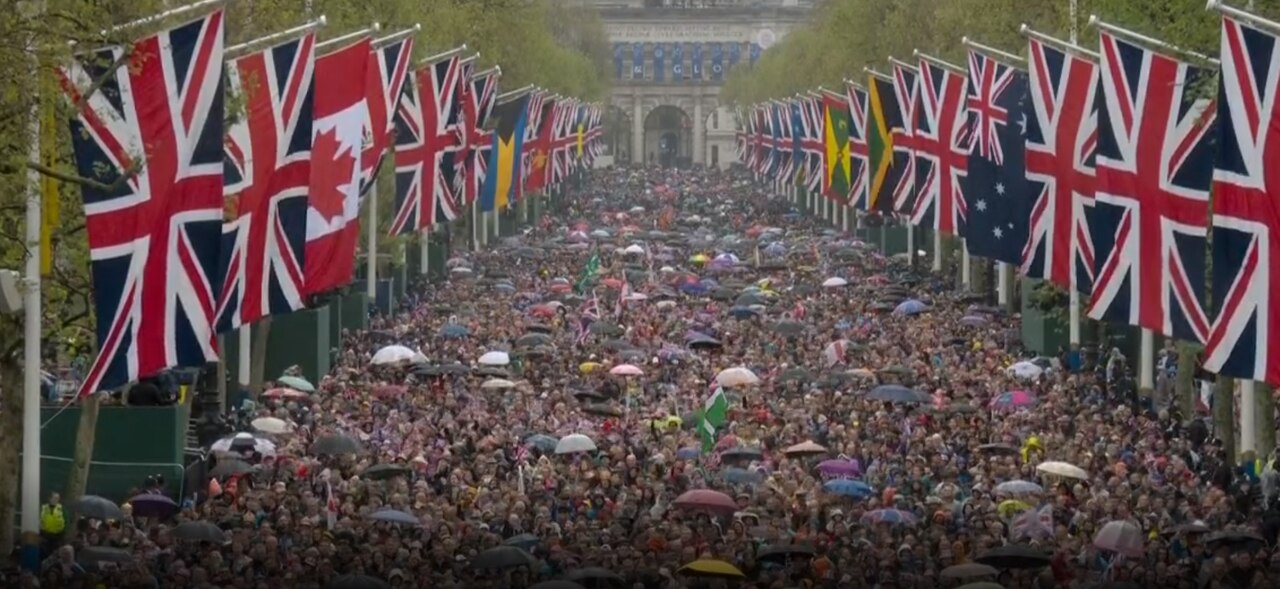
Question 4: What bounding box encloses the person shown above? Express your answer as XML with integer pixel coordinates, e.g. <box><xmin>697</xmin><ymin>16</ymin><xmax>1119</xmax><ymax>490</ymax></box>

<box><xmin>38</xmin><ymin>493</ymin><xmax>64</xmax><ymax>554</ymax></box>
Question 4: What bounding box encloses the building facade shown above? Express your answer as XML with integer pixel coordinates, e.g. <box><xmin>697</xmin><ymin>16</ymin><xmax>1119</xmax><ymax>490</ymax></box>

<box><xmin>596</xmin><ymin>0</ymin><xmax>813</xmax><ymax>169</ymax></box>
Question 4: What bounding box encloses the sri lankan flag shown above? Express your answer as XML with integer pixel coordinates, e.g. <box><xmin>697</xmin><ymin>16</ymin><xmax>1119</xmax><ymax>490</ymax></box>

<box><xmin>867</xmin><ymin>71</ymin><xmax>902</xmax><ymax>213</ymax></box>
<box><xmin>822</xmin><ymin>90</ymin><xmax>851</xmax><ymax>203</ymax></box>
<box><xmin>479</xmin><ymin>93</ymin><xmax>530</xmax><ymax>213</ymax></box>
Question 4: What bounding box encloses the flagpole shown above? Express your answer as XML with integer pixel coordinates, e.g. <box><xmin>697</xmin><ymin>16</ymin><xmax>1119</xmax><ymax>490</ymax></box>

<box><xmin>366</xmin><ymin>180</ymin><xmax>378</xmax><ymax>301</ymax></box>
<box><xmin>374</xmin><ymin>23</ymin><xmax>420</xmax><ymax>48</ymax></box>
<box><xmin>419</xmin><ymin>44</ymin><xmax>468</xmax><ymax>65</ymax></box>
<box><xmin>1208</xmin><ymin>0</ymin><xmax>1280</xmax><ymax>34</ymax></box>
<box><xmin>1088</xmin><ymin>15</ymin><xmax>1219</xmax><ymax>64</ymax></box>
<box><xmin>316</xmin><ymin>23</ymin><xmax>381</xmax><ymax>52</ymax></box>
<box><xmin>103</xmin><ymin>0</ymin><xmax>228</xmax><ymax>35</ymax></box>
<box><xmin>237</xmin><ymin>326</ymin><xmax>250</xmax><ymax>390</ymax></box>
<box><xmin>226</xmin><ymin>16</ymin><xmax>327</xmax><ymax>57</ymax></box>
<box><xmin>1066</xmin><ymin>15</ymin><xmax>1084</xmax><ymax>348</ymax></box>
<box><xmin>419</xmin><ymin>224</ymin><xmax>431</xmax><ymax>276</ymax></box>
<box><xmin>21</xmin><ymin>12</ymin><xmax>43</xmax><ymax>566</ymax></box>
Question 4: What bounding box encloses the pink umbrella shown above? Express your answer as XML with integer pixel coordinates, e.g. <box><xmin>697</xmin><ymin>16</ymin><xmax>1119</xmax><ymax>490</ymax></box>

<box><xmin>817</xmin><ymin>459</ymin><xmax>861</xmax><ymax>477</ymax></box>
<box><xmin>673</xmin><ymin>489</ymin><xmax>738</xmax><ymax>514</ymax></box>
<box><xmin>992</xmin><ymin>390</ymin><xmax>1036</xmax><ymax>411</ymax></box>
<box><xmin>1093</xmin><ymin>520</ymin><xmax>1144</xmax><ymax>557</ymax></box>
<box><xmin>610</xmin><ymin>364</ymin><xmax>643</xmax><ymax>377</ymax></box>
<box><xmin>263</xmin><ymin>387</ymin><xmax>309</xmax><ymax>400</ymax></box>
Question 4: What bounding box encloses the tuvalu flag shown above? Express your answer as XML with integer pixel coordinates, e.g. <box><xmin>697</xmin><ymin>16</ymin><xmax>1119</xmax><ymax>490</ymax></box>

<box><xmin>866</xmin><ymin>71</ymin><xmax>903</xmax><ymax>213</ymax></box>
<box><xmin>822</xmin><ymin>90</ymin><xmax>852</xmax><ymax>203</ymax></box>
<box><xmin>478</xmin><ymin>92</ymin><xmax>530</xmax><ymax>213</ymax></box>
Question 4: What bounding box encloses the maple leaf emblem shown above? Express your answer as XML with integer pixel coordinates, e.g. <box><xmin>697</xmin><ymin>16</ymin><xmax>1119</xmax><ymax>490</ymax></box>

<box><xmin>311</xmin><ymin>127</ymin><xmax>355</xmax><ymax>223</ymax></box>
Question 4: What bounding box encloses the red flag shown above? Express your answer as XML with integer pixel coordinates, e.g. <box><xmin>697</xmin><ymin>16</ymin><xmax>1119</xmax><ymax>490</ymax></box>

<box><xmin>304</xmin><ymin>39</ymin><xmax>371</xmax><ymax>295</ymax></box>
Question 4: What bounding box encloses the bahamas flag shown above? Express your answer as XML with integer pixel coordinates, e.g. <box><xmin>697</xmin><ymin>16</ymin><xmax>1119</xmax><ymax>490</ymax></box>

<box><xmin>480</xmin><ymin>93</ymin><xmax>530</xmax><ymax>213</ymax></box>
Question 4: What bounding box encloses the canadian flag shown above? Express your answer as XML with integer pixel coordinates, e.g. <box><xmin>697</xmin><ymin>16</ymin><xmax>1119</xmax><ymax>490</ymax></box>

<box><xmin>303</xmin><ymin>38</ymin><xmax>371</xmax><ymax>296</ymax></box>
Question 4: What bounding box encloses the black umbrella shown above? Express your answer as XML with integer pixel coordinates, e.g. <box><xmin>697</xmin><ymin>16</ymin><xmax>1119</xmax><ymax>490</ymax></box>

<box><xmin>590</xmin><ymin>322</ymin><xmax>624</xmax><ymax>336</ymax></box>
<box><xmin>975</xmin><ymin>544</ymin><xmax>1050</xmax><ymax>569</ymax></box>
<box><xmin>363</xmin><ymin>464</ymin><xmax>411</xmax><ymax>480</ymax></box>
<box><xmin>209</xmin><ymin>458</ymin><xmax>254</xmax><ymax>478</ymax></box>
<box><xmin>525</xmin><ymin>323</ymin><xmax>554</xmax><ymax>334</ymax></box>
<box><xmin>1205</xmin><ymin>530</ymin><xmax>1266</xmax><ymax>548</ymax></box>
<box><xmin>573</xmin><ymin>390</ymin><xmax>609</xmax><ymax>401</ymax></box>
<box><xmin>977</xmin><ymin>443</ymin><xmax>1020</xmax><ymax>456</ymax></box>
<box><xmin>514</xmin><ymin>345</ymin><xmax>555</xmax><ymax>359</ymax></box>
<box><xmin>438</xmin><ymin>363</ymin><xmax>470</xmax><ymax>375</ymax></box>
<box><xmin>324</xmin><ymin>575</ymin><xmax>391</xmax><ymax>589</ymax></box>
<box><xmin>866</xmin><ymin>384</ymin><xmax>930</xmax><ymax>404</ymax></box>
<box><xmin>756</xmin><ymin>543</ymin><xmax>816</xmax><ymax>563</ymax></box>
<box><xmin>470</xmin><ymin>546</ymin><xmax>536</xmax><ymax>570</ymax></box>
<box><xmin>77</xmin><ymin>546</ymin><xmax>133</xmax><ymax>566</ymax></box>
<box><xmin>71</xmin><ymin>495</ymin><xmax>123</xmax><ymax>520</ymax></box>
<box><xmin>474</xmin><ymin>366</ymin><xmax>510</xmax><ymax>377</ymax></box>
<box><xmin>720</xmin><ymin>447</ymin><xmax>764</xmax><ymax>462</ymax></box>
<box><xmin>310</xmin><ymin>434</ymin><xmax>362</xmax><ymax>456</ymax></box>
<box><xmin>601</xmin><ymin>339</ymin><xmax>635</xmax><ymax>351</ymax></box>
<box><xmin>517</xmin><ymin>333</ymin><xmax>553</xmax><ymax>347</ymax></box>
<box><xmin>367</xmin><ymin>509</ymin><xmax>421</xmax><ymax>526</ymax></box>
<box><xmin>734</xmin><ymin>293</ymin><xmax>767</xmax><ymax>306</ymax></box>
<box><xmin>584</xmin><ymin>403</ymin><xmax>622</xmax><ymax>417</ymax></box>
<box><xmin>710</xmin><ymin>287</ymin><xmax>737</xmax><ymax>301</ymax></box>
<box><xmin>687</xmin><ymin>337</ymin><xmax>722</xmax><ymax>350</ymax></box>
<box><xmin>503</xmin><ymin>533</ymin><xmax>540</xmax><ymax>549</ymax></box>
<box><xmin>770</xmin><ymin>320</ymin><xmax>806</xmax><ymax>335</ymax></box>
<box><xmin>172</xmin><ymin>520</ymin><xmax>227</xmax><ymax>543</ymax></box>
<box><xmin>565</xmin><ymin>567</ymin><xmax>625</xmax><ymax>585</ymax></box>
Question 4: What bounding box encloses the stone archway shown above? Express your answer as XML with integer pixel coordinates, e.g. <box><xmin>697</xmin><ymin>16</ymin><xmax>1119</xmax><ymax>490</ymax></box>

<box><xmin>643</xmin><ymin>105</ymin><xmax>693</xmax><ymax>168</ymax></box>
<box><xmin>604</xmin><ymin>105</ymin><xmax>632</xmax><ymax>163</ymax></box>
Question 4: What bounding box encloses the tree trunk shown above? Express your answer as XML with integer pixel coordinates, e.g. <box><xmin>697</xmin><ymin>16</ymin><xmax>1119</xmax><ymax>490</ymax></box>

<box><xmin>249</xmin><ymin>316</ymin><xmax>273</xmax><ymax>398</ymax></box>
<box><xmin>0</xmin><ymin>361</ymin><xmax>24</xmax><ymax>554</ymax></box>
<box><xmin>63</xmin><ymin>393</ymin><xmax>99</xmax><ymax>505</ymax></box>
<box><xmin>1256</xmin><ymin>382</ymin><xmax>1275</xmax><ymax>459</ymax></box>
<box><xmin>1174</xmin><ymin>341</ymin><xmax>1199</xmax><ymax>418</ymax></box>
<box><xmin>1214</xmin><ymin>376</ymin><xmax>1237</xmax><ymax>460</ymax></box>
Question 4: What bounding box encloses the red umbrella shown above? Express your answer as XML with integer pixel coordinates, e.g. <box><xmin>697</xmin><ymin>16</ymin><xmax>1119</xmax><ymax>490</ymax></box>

<box><xmin>528</xmin><ymin>305</ymin><xmax>557</xmax><ymax>318</ymax></box>
<box><xmin>548</xmin><ymin>283</ymin><xmax>572</xmax><ymax>294</ymax></box>
<box><xmin>373</xmin><ymin>385</ymin><xmax>407</xmax><ymax>398</ymax></box>
<box><xmin>602</xmin><ymin>278</ymin><xmax>623</xmax><ymax>290</ymax></box>
<box><xmin>263</xmin><ymin>387</ymin><xmax>309</xmax><ymax>400</ymax></box>
<box><xmin>673</xmin><ymin>489</ymin><xmax>738</xmax><ymax>513</ymax></box>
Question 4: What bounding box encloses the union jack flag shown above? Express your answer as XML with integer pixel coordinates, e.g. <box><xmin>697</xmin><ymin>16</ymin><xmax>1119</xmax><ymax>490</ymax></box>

<box><xmin>389</xmin><ymin>53</ymin><xmax>465</xmax><ymax>234</ymax></box>
<box><xmin>361</xmin><ymin>36</ymin><xmax>415</xmax><ymax>193</ymax></box>
<box><xmin>459</xmin><ymin>68</ymin><xmax>498</xmax><ymax>208</ymax></box>
<box><xmin>771</xmin><ymin>102</ymin><xmax>796</xmax><ymax>183</ymax></box>
<box><xmin>794</xmin><ymin>96</ymin><xmax>825</xmax><ymax>193</ymax></box>
<box><xmin>892</xmin><ymin>62</ymin><xmax>921</xmax><ymax>214</ymax></box>
<box><xmin>575</xmin><ymin>294</ymin><xmax>600</xmax><ymax>346</ymax></box>
<box><xmin>1204</xmin><ymin>13</ymin><xmax>1280</xmax><ymax>384</ymax></box>
<box><xmin>1087</xmin><ymin>30</ymin><xmax>1215</xmax><ymax>342</ymax></box>
<box><xmin>449</xmin><ymin>58</ymin><xmax>475</xmax><ymax>203</ymax></box>
<box><xmin>846</xmin><ymin>83</ymin><xmax>872</xmax><ymax>210</ymax></box>
<box><xmin>586</xmin><ymin>105</ymin><xmax>605</xmax><ymax>164</ymax></box>
<box><xmin>1020</xmin><ymin>35</ymin><xmax>1100</xmax><ymax>294</ymax></box>
<box><xmin>59</xmin><ymin>12</ymin><xmax>225</xmax><ymax>396</ymax></box>
<box><xmin>911</xmin><ymin>58</ymin><xmax>970</xmax><ymax>234</ymax></box>
<box><xmin>216</xmin><ymin>33</ymin><xmax>315</xmax><ymax>333</ymax></box>
<box><xmin>549</xmin><ymin>100</ymin><xmax>578</xmax><ymax>186</ymax></box>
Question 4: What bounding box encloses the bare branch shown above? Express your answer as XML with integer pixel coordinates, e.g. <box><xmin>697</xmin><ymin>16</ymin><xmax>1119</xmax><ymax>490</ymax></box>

<box><xmin>25</xmin><ymin>159</ymin><xmax>141</xmax><ymax>193</ymax></box>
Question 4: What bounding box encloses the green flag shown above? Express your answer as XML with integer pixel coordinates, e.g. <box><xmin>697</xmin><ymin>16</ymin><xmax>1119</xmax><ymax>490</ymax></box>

<box><xmin>867</xmin><ymin>73</ymin><xmax>900</xmax><ymax>213</ymax></box>
<box><xmin>822</xmin><ymin>93</ymin><xmax>851</xmax><ymax>202</ymax></box>
<box><xmin>699</xmin><ymin>387</ymin><xmax>729</xmax><ymax>453</ymax></box>
<box><xmin>575</xmin><ymin>251</ymin><xmax>600</xmax><ymax>294</ymax></box>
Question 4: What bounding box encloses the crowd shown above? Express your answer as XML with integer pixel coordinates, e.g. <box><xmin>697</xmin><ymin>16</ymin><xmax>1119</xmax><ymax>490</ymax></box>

<box><xmin>13</xmin><ymin>165</ymin><xmax>1279</xmax><ymax>589</ymax></box>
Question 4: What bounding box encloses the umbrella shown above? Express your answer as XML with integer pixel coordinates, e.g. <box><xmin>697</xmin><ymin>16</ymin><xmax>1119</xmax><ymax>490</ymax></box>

<box><xmin>609</xmin><ymin>364</ymin><xmax>643</xmax><ymax>376</ymax></box>
<box><xmin>721</xmin><ymin>467</ymin><xmax>765</xmax><ymax>485</ymax></box>
<box><xmin>209</xmin><ymin>458</ymin><xmax>254</xmax><ymax>478</ymax></box>
<box><xmin>756</xmin><ymin>544</ymin><xmax>816</xmax><ymax>563</ymax></box>
<box><xmin>770</xmin><ymin>320</ymin><xmax>806</xmax><ymax>335</ymax></box>
<box><xmin>211</xmin><ymin>432</ymin><xmax>277</xmax><ymax>456</ymax></box>
<box><xmin>816</xmin><ymin>459</ymin><xmax>861</xmax><ymax>477</ymax></box>
<box><xmin>530</xmin><ymin>583</ymin><xmax>586</xmax><ymax>589</ymax></box>
<box><xmin>555</xmin><ymin>433</ymin><xmax>597</xmax><ymax>454</ymax></box>
<box><xmin>678</xmin><ymin>559</ymin><xmax>745</xmax><ymax>578</ymax></box>
<box><xmin>1165</xmin><ymin>520</ymin><xmax>1211</xmax><ymax>536</ymax></box>
<box><xmin>262</xmin><ymin>387</ymin><xmax>309</xmax><ymax>400</ymax></box>
<box><xmin>250</xmin><ymin>416</ymin><xmax>293</xmax><ymax>434</ymax></box>
<box><xmin>822</xmin><ymin>276</ymin><xmax>848</xmax><ymax>288</ymax></box>
<box><xmin>481</xmin><ymin>378</ymin><xmax>517</xmax><ymax>390</ymax></box>
<box><xmin>128</xmin><ymin>493</ymin><xmax>179</xmax><ymax>518</ymax></box>
<box><xmin>893</xmin><ymin>299</ymin><xmax>929</xmax><ymax>315</ymax></box>
<box><xmin>866</xmin><ymin>384</ymin><xmax>930</xmax><ymax>404</ymax></box>
<box><xmin>371</xmin><ymin>344</ymin><xmax>418</xmax><ymax>365</ymax></box>
<box><xmin>998</xmin><ymin>500</ymin><xmax>1032</xmax><ymax>519</ymax></box>
<box><xmin>1093</xmin><ymin>520</ymin><xmax>1144</xmax><ymax>557</ymax></box>
<box><xmin>823</xmin><ymin>479</ymin><xmax>873</xmax><ymax>498</ymax></box>
<box><xmin>783</xmin><ymin>441</ymin><xmax>827</xmax><ymax>457</ymax></box>
<box><xmin>715</xmin><ymin>366</ymin><xmax>760</xmax><ymax>387</ymax></box>
<box><xmin>995</xmin><ymin>480</ymin><xmax>1044</xmax><ymax>496</ymax></box>
<box><xmin>673</xmin><ymin>489</ymin><xmax>738</xmax><ymax>513</ymax></box>
<box><xmin>993</xmin><ymin>390</ymin><xmax>1037</xmax><ymax>410</ymax></box>
<box><xmin>471</xmin><ymin>546</ymin><xmax>536</xmax><ymax>570</ymax></box>
<box><xmin>565</xmin><ymin>568</ymin><xmax>624</xmax><ymax>584</ymax></box>
<box><xmin>1036</xmin><ymin>461</ymin><xmax>1088</xmax><ymax>480</ymax></box>
<box><xmin>940</xmin><ymin>563</ymin><xmax>1000</xmax><ymax>579</ymax></box>
<box><xmin>623</xmin><ymin>244</ymin><xmax>645</xmax><ymax>255</ymax></box>
<box><xmin>959</xmin><ymin>315</ymin><xmax>989</xmax><ymax>327</ymax></box>
<box><xmin>583</xmin><ymin>403</ymin><xmax>622</xmax><ymax>417</ymax></box>
<box><xmin>719</xmin><ymin>447</ymin><xmax>764</xmax><ymax>461</ymax></box>
<box><xmin>479</xmin><ymin>350</ymin><xmax>511</xmax><ymax>366</ymax></box>
<box><xmin>324</xmin><ymin>576</ymin><xmax>391</xmax><ymax>589</ymax></box>
<box><xmin>517</xmin><ymin>333</ymin><xmax>553</xmax><ymax>347</ymax></box>
<box><xmin>363</xmin><ymin>464</ymin><xmax>412</xmax><ymax>480</ymax></box>
<box><xmin>727</xmin><ymin>305</ymin><xmax>759</xmax><ymax>319</ymax></box>
<box><xmin>687</xmin><ymin>336</ymin><xmax>723</xmax><ymax>350</ymax></box>
<box><xmin>173</xmin><ymin>520</ymin><xmax>227</xmax><ymax>543</ymax></box>
<box><xmin>276</xmin><ymin>375</ymin><xmax>314</xmax><ymax>392</ymax></box>
<box><xmin>439</xmin><ymin>324</ymin><xmax>470</xmax><ymax>338</ymax></box>
<box><xmin>975</xmin><ymin>544</ymin><xmax>1051</xmax><ymax>569</ymax></box>
<box><xmin>71</xmin><ymin>495</ymin><xmax>123</xmax><ymax>520</ymax></box>
<box><xmin>524</xmin><ymin>434</ymin><xmax>559</xmax><ymax>451</ymax></box>
<box><xmin>977</xmin><ymin>443</ymin><xmax>1020</xmax><ymax>456</ymax></box>
<box><xmin>734</xmin><ymin>293</ymin><xmax>767</xmax><ymax>306</ymax></box>
<box><xmin>1007</xmin><ymin>360</ymin><xmax>1044</xmax><ymax>379</ymax></box>
<box><xmin>367</xmin><ymin>509</ymin><xmax>420</xmax><ymax>526</ymax></box>
<box><xmin>1205</xmin><ymin>529</ymin><xmax>1266</xmax><ymax>548</ymax></box>
<box><xmin>861</xmin><ymin>508</ymin><xmax>918</xmax><ymax>526</ymax></box>
<box><xmin>578</xmin><ymin>361</ymin><xmax>603</xmax><ymax>374</ymax></box>
<box><xmin>504</xmin><ymin>533</ymin><xmax>540</xmax><ymax>549</ymax></box>
<box><xmin>77</xmin><ymin>546</ymin><xmax>134</xmax><ymax>566</ymax></box>
<box><xmin>310</xmin><ymin>434</ymin><xmax>362</xmax><ymax>456</ymax></box>
<box><xmin>589</xmin><ymin>322</ymin><xmax>625</xmax><ymax>336</ymax></box>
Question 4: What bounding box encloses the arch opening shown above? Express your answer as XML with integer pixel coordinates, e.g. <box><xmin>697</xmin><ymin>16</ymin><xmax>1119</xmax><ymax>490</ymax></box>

<box><xmin>643</xmin><ymin>105</ymin><xmax>692</xmax><ymax>168</ymax></box>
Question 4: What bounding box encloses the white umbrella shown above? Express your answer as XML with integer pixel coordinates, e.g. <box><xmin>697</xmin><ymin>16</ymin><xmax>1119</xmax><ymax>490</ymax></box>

<box><xmin>656</xmin><ymin>300</ymin><xmax>677</xmax><ymax>309</ymax></box>
<box><xmin>1093</xmin><ymin>520</ymin><xmax>1144</xmax><ymax>557</ymax></box>
<box><xmin>450</xmin><ymin>266</ymin><xmax>473</xmax><ymax>274</ymax></box>
<box><xmin>610</xmin><ymin>364</ymin><xmax>644</xmax><ymax>376</ymax></box>
<box><xmin>478</xmin><ymin>350</ymin><xmax>511</xmax><ymax>366</ymax></box>
<box><xmin>659</xmin><ymin>266</ymin><xmax>675</xmax><ymax>273</ymax></box>
<box><xmin>211</xmin><ymin>432</ymin><xmax>277</xmax><ymax>456</ymax></box>
<box><xmin>1036</xmin><ymin>461</ymin><xmax>1089</xmax><ymax>480</ymax></box>
<box><xmin>629</xmin><ymin>206</ymin><xmax>645</xmax><ymax>213</ymax></box>
<box><xmin>822</xmin><ymin>277</ymin><xmax>848</xmax><ymax>288</ymax></box>
<box><xmin>715</xmin><ymin>366</ymin><xmax>760</xmax><ymax>387</ymax></box>
<box><xmin>555</xmin><ymin>433</ymin><xmax>598</xmax><ymax>454</ymax></box>
<box><xmin>623</xmin><ymin>292</ymin><xmax>648</xmax><ymax>301</ymax></box>
<box><xmin>480</xmin><ymin>378</ymin><xmax>517</xmax><ymax>390</ymax></box>
<box><xmin>250</xmin><ymin>417</ymin><xmax>293</xmax><ymax>435</ymax></box>
<box><xmin>590</xmin><ymin>229</ymin><xmax>611</xmax><ymax>238</ymax></box>
<box><xmin>624</xmin><ymin>244</ymin><xmax>645</xmax><ymax>255</ymax></box>
<box><xmin>1007</xmin><ymin>361</ymin><xmax>1044</xmax><ymax>379</ymax></box>
<box><xmin>445</xmin><ymin>257</ymin><xmax>468</xmax><ymax>268</ymax></box>
<box><xmin>371</xmin><ymin>345</ymin><xmax>418</xmax><ymax>365</ymax></box>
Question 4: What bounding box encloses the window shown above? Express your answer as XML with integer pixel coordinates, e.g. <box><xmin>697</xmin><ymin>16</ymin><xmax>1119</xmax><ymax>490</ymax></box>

<box><xmin>711</xmin><ymin>110</ymin><xmax>719</xmax><ymax>130</ymax></box>
<box><xmin>711</xmin><ymin>145</ymin><xmax>719</xmax><ymax>167</ymax></box>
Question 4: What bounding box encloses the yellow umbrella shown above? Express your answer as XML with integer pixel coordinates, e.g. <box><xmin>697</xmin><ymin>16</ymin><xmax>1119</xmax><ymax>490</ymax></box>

<box><xmin>997</xmin><ymin>499</ymin><xmax>1031</xmax><ymax>519</ymax></box>
<box><xmin>579</xmin><ymin>361</ymin><xmax>602</xmax><ymax>374</ymax></box>
<box><xmin>690</xmin><ymin>254</ymin><xmax>710</xmax><ymax>264</ymax></box>
<box><xmin>678</xmin><ymin>559</ymin><xmax>745</xmax><ymax>578</ymax></box>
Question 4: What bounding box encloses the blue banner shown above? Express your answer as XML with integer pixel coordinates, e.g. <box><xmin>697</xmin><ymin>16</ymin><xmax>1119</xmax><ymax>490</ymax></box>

<box><xmin>710</xmin><ymin>42</ymin><xmax>724</xmax><ymax>81</ymax></box>
<box><xmin>614</xmin><ymin>43</ymin><xmax>625</xmax><ymax>79</ymax></box>
<box><xmin>632</xmin><ymin>42</ymin><xmax>644</xmax><ymax>79</ymax></box>
<box><xmin>728</xmin><ymin>42</ymin><xmax>741</xmax><ymax>70</ymax></box>
<box><xmin>749</xmin><ymin>43</ymin><xmax>762</xmax><ymax>65</ymax></box>
<box><xmin>653</xmin><ymin>43</ymin><xmax>665</xmax><ymax>82</ymax></box>
<box><xmin>672</xmin><ymin>43</ymin><xmax>684</xmax><ymax>80</ymax></box>
<box><xmin>691</xmin><ymin>43</ymin><xmax>703</xmax><ymax>80</ymax></box>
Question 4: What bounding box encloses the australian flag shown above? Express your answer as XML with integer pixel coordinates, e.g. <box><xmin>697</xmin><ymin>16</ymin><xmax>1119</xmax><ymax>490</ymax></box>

<box><xmin>961</xmin><ymin>50</ymin><xmax>1030</xmax><ymax>264</ymax></box>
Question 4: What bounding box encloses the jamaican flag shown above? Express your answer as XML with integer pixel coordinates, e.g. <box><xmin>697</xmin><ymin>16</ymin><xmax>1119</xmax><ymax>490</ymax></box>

<box><xmin>822</xmin><ymin>91</ymin><xmax>851</xmax><ymax>203</ymax></box>
<box><xmin>867</xmin><ymin>72</ymin><xmax>902</xmax><ymax>213</ymax></box>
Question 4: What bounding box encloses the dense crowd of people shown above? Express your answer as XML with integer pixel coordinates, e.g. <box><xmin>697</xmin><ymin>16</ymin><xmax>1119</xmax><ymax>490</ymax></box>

<box><xmin>13</xmin><ymin>166</ymin><xmax>1279</xmax><ymax>589</ymax></box>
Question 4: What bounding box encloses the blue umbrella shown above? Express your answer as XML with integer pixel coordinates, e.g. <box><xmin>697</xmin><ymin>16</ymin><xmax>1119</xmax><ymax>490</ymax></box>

<box><xmin>677</xmin><ymin>447</ymin><xmax>701</xmax><ymax>460</ymax></box>
<box><xmin>679</xmin><ymin>282</ymin><xmax>708</xmax><ymax>295</ymax></box>
<box><xmin>866</xmin><ymin>384</ymin><xmax>930</xmax><ymax>404</ymax></box>
<box><xmin>764</xmin><ymin>242</ymin><xmax>786</xmax><ymax>256</ymax></box>
<box><xmin>861</xmin><ymin>508</ymin><xmax>918</xmax><ymax>526</ymax></box>
<box><xmin>524</xmin><ymin>434</ymin><xmax>559</xmax><ymax>452</ymax></box>
<box><xmin>439</xmin><ymin>324</ymin><xmax>470</xmax><ymax>338</ymax></box>
<box><xmin>823</xmin><ymin>479</ymin><xmax>874</xmax><ymax>498</ymax></box>
<box><xmin>728</xmin><ymin>306</ymin><xmax>759</xmax><ymax>319</ymax></box>
<box><xmin>893</xmin><ymin>299</ymin><xmax>929</xmax><ymax>315</ymax></box>
<box><xmin>494</xmin><ymin>283</ymin><xmax>517</xmax><ymax>293</ymax></box>
<box><xmin>994</xmin><ymin>480</ymin><xmax>1044</xmax><ymax>496</ymax></box>
<box><xmin>722</xmin><ymin>467</ymin><xmax>764</xmax><ymax>485</ymax></box>
<box><xmin>367</xmin><ymin>509</ymin><xmax>420</xmax><ymax>526</ymax></box>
